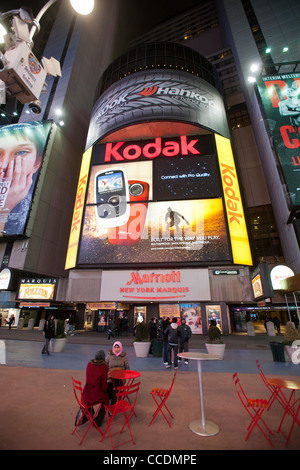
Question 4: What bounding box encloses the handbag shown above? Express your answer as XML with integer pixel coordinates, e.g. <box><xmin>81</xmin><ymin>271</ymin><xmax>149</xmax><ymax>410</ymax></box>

<box><xmin>74</xmin><ymin>407</ymin><xmax>94</xmax><ymax>426</ymax></box>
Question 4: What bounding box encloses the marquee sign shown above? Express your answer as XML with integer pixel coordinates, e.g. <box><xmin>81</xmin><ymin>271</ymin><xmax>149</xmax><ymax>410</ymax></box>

<box><xmin>17</xmin><ymin>278</ymin><xmax>58</xmax><ymax>300</ymax></box>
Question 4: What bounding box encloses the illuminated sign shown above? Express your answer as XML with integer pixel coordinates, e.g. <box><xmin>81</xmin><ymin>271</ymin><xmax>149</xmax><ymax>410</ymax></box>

<box><xmin>65</xmin><ymin>147</ymin><xmax>92</xmax><ymax>270</ymax></box>
<box><xmin>66</xmin><ymin>133</ymin><xmax>252</xmax><ymax>268</ymax></box>
<box><xmin>215</xmin><ymin>134</ymin><xmax>252</xmax><ymax>265</ymax></box>
<box><xmin>256</xmin><ymin>73</ymin><xmax>300</xmax><ymax>207</ymax></box>
<box><xmin>251</xmin><ymin>263</ymin><xmax>273</xmax><ymax>300</ymax></box>
<box><xmin>252</xmin><ymin>274</ymin><xmax>263</xmax><ymax>298</ymax></box>
<box><xmin>100</xmin><ymin>269</ymin><xmax>211</xmax><ymax>302</ymax></box>
<box><xmin>0</xmin><ymin>121</ymin><xmax>53</xmax><ymax>237</ymax></box>
<box><xmin>104</xmin><ymin>136</ymin><xmax>200</xmax><ymax>162</ymax></box>
<box><xmin>270</xmin><ymin>264</ymin><xmax>294</xmax><ymax>290</ymax></box>
<box><xmin>0</xmin><ymin>268</ymin><xmax>11</xmax><ymax>290</ymax></box>
<box><xmin>213</xmin><ymin>269</ymin><xmax>239</xmax><ymax>275</ymax></box>
<box><xmin>18</xmin><ymin>278</ymin><xmax>58</xmax><ymax>300</ymax></box>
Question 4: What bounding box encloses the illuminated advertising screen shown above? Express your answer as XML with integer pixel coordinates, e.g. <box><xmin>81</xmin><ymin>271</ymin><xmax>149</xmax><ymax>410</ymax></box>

<box><xmin>0</xmin><ymin>121</ymin><xmax>53</xmax><ymax>236</ymax></box>
<box><xmin>256</xmin><ymin>73</ymin><xmax>300</xmax><ymax>207</ymax></box>
<box><xmin>250</xmin><ymin>263</ymin><xmax>273</xmax><ymax>300</ymax></box>
<box><xmin>75</xmin><ymin>134</ymin><xmax>231</xmax><ymax>267</ymax></box>
<box><xmin>66</xmin><ymin>134</ymin><xmax>252</xmax><ymax>268</ymax></box>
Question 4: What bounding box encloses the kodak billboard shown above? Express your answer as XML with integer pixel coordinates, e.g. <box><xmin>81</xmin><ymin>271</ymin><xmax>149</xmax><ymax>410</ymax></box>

<box><xmin>65</xmin><ymin>134</ymin><xmax>252</xmax><ymax>269</ymax></box>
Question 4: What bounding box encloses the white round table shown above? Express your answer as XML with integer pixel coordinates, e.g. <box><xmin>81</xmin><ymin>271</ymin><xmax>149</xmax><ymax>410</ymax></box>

<box><xmin>178</xmin><ymin>351</ymin><xmax>221</xmax><ymax>436</ymax></box>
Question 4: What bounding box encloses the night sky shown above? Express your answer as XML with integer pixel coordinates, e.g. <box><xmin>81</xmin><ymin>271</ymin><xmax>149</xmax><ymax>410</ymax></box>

<box><xmin>1</xmin><ymin>0</ymin><xmax>201</xmax><ymax>28</ymax></box>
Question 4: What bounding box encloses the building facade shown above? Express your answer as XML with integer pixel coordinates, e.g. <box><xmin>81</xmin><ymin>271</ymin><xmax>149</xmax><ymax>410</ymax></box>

<box><xmin>0</xmin><ymin>0</ymin><xmax>299</xmax><ymax>333</ymax></box>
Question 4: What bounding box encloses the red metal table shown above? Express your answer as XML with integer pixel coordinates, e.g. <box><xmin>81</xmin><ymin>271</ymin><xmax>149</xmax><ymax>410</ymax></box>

<box><xmin>267</xmin><ymin>377</ymin><xmax>300</xmax><ymax>446</ymax></box>
<box><xmin>109</xmin><ymin>369</ymin><xmax>140</xmax><ymax>385</ymax></box>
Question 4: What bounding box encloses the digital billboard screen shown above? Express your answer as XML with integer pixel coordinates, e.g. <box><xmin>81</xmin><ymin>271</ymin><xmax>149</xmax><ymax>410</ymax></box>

<box><xmin>75</xmin><ymin>134</ymin><xmax>231</xmax><ymax>267</ymax></box>
<box><xmin>256</xmin><ymin>73</ymin><xmax>300</xmax><ymax>207</ymax></box>
<box><xmin>0</xmin><ymin>121</ymin><xmax>53</xmax><ymax>236</ymax></box>
<box><xmin>66</xmin><ymin>134</ymin><xmax>252</xmax><ymax>268</ymax></box>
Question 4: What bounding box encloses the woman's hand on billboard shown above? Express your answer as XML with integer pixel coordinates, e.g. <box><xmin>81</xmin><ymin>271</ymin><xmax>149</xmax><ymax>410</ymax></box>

<box><xmin>1</xmin><ymin>156</ymin><xmax>34</xmax><ymax>212</ymax></box>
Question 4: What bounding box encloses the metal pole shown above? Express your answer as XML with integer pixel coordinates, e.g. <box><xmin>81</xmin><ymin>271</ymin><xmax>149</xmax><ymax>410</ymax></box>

<box><xmin>293</xmin><ymin>293</ymin><xmax>300</xmax><ymax>323</ymax></box>
<box><xmin>29</xmin><ymin>0</ymin><xmax>58</xmax><ymax>40</ymax></box>
<box><xmin>285</xmin><ymin>294</ymin><xmax>291</xmax><ymax>321</ymax></box>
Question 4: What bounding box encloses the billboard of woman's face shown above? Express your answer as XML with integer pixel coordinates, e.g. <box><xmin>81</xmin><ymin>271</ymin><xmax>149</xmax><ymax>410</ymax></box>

<box><xmin>0</xmin><ymin>121</ymin><xmax>52</xmax><ymax>236</ymax></box>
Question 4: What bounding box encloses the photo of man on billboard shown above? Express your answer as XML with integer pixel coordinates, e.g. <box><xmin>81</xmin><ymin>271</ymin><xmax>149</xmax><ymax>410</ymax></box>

<box><xmin>0</xmin><ymin>121</ymin><xmax>52</xmax><ymax>236</ymax></box>
<box><xmin>278</xmin><ymin>82</ymin><xmax>300</xmax><ymax>133</ymax></box>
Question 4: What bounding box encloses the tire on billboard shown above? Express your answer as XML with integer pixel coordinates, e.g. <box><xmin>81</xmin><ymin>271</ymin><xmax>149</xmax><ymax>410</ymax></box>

<box><xmin>86</xmin><ymin>70</ymin><xmax>230</xmax><ymax>149</ymax></box>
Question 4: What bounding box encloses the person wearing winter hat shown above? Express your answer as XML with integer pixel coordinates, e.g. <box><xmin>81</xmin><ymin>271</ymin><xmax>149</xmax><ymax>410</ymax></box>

<box><xmin>164</xmin><ymin>317</ymin><xmax>180</xmax><ymax>369</ymax></box>
<box><xmin>75</xmin><ymin>350</ymin><xmax>109</xmax><ymax>427</ymax></box>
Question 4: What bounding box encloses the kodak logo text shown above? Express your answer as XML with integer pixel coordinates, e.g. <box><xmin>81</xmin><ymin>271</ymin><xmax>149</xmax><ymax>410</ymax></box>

<box><xmin>104</xmin><ymin>136</ymin><xmax>200</xmax><ymax>162</ymax></box>
<box><xmin>71</xmin><ymin>175</ymin><xmax>87</xmax><ymax>233</ymax></box>
<box><xmin>221</xmin><ymin>163</ymin><xmax>243</xmax><ymax>225</ymax></box>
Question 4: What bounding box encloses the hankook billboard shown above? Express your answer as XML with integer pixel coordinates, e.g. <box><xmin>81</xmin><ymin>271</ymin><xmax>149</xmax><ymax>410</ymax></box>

<box><xmin>65</xmin><ymin>134</ymin><xmax>252</xmax><ymax>269</ymax></box>
<box><xmin>0</xmin><ymin>121</ymin><xmax>53</xmax><ymax>236</ymax></box>
<box><xmin>256</xmin><ymin>73</ymin><xmax>300</xmax><ymax>207</ymax></box>
<box><xmin>86</xmin><ymin>70</ymin><xmax>231</xmax><ymax>148</ymax></box>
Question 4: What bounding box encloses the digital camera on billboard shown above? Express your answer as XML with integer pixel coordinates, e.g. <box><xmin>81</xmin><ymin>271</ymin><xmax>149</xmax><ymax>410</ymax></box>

<box><xmin>94</xmin><ymin>167</ymin><xmax>129</xmax><ymax>228</ymax></box>
<box><xmin>108</xmin><ymin>180</ymin><xmax>149</xmax><ymax>245</ymax></box>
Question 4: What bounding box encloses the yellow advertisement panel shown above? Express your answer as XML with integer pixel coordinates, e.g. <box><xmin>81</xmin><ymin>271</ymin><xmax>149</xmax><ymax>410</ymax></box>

<box><xmin>215</xmin><ymin>134</ymin><xmax>252</xmax><ymax>266</ymax></box>
<box><xmin>65</xmin><ymin>147</ymin><xmax>92</xmax><ymax>269</ymax></box>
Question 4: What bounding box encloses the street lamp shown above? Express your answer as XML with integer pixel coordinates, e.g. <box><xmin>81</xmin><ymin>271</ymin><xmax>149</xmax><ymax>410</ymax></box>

<box><xmin>29</xmin><ymin>0</ymin><xmax>95</xmax><ymax>40</ymax></box>
<box><xmin>0</xmin><ymin>0</ymin><xmax>94</xmax><ymax>105</ymax></box>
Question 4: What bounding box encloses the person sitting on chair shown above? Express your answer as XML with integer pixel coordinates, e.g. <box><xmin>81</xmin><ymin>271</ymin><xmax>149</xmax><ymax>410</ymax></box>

<box><xmin>80</xmin><ymin>350</ymin><xmax>109</xmax><ymax>427</ymax></box>
<box><xmin>106</xmin><ymin>341</ymin><xmax>130</xmax><ymax>402</ymax></box>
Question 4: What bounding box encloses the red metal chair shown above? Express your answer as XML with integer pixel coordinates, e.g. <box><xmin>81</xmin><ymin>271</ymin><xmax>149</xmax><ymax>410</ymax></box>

<box><xmin>149</xmin><ymin>369</ymin><xmax>177</xmax><ymax>428</ymax></box>
<box><xmin>100</xmin><ymin>381</ymin><xmax>140</xmax><ymax>450</ymax></box>
<box><xmin>232</xmin><ymin>372</ymin><xmax>274</xmax><ymax>448</ymax></box>
<box><xmin>71</xmin><ymin>377</ymin><xmax>103</xmax><ymax>445</ymax></box>
<box><xmin>256</xmin><ymin>360</ymin><xmax>286</xmax><ymax>411</ymax></box>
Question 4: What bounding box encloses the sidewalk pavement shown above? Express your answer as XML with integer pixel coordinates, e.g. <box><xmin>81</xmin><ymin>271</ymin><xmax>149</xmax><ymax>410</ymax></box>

<box><xmin>0</xmin><ymin>327</ymin><xmax>299</xmax><ymax>453</ymax></box>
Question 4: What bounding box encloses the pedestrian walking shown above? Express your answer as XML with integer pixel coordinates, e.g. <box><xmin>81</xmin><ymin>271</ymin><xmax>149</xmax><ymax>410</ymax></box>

<box><xmin>65</xmin><ymin>313</ymin><xmax>75</xmax><ymax>336</ymax></box>
<box><xmin>42</xmin><ymin>314</ymin><xmax>55</xmax><ymax>355</ymax></box>
<box><xmin>164</xmin><ymin>317</ymin><xmax>180</xmax><ymax>369</ymax></box>
<box><xmin>107</xmin><ymin>318</ymin><xmax>115</xmax><ymax>339</ymax></box>
<box><xmin>8</xmin><ymin>315</ymin><xmax>15</xmax><ymax>330</ymax></box>
<box><xmin>177</xmin><ymin>317</ymin><xmax>192</xmax><ymax>364</ymax></box>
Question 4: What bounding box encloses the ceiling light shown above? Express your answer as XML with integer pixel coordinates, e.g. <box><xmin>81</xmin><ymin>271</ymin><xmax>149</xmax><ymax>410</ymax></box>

<box><xmin>265</xmin><ymin>47</ymin><xmax>271</xmax><ymax>53</ymax></box>
<box><xmin>250</xmin><ymin>63</ymin><xmax>259</xmax><ymax>73</ymax></box>
<box><xmin>283</xmin><ymin>47</ymin><xmax>289</xmax><ymax>52</ymax></box>
<box><xmin>248</xmin><ymin>76</ymin><xmax>256</xmax><ymax>83</ymax></box>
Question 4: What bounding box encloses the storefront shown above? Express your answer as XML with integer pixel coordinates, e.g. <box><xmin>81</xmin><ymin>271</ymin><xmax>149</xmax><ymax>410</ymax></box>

<box><xmin>230</xmin><ymin>303</ymin><xmax>299</xmax><ymax>332</ymax></box>
<box><xmin>84</xmin><ymin>302</ymin><xmax>130</xmax><ymax>332</ymax></box>
<box><xmin>71</xmin><ymin>268</ymin><xmax>232</xmax><ymax>335</ymax></box>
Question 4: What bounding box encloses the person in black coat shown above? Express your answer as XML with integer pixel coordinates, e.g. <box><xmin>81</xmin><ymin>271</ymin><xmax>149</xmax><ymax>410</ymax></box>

<box><xmin>177</xmin><ymin>317</ymin><xmax>192</xmax><ymax>364</ymax></box>
<box><xmin>148</xmin><ymin>317</ymin><xmax>158</xmax><ymax>354</ymax></box>
<box><xmin>162</xmin><ymin>316</ymin><xmax>171</xmax><ymax>365</ymax></box>
<box><xmin>42</xmin><ymin>315</ymin><xmax>55</xmax><ymax>355</ymax></box>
